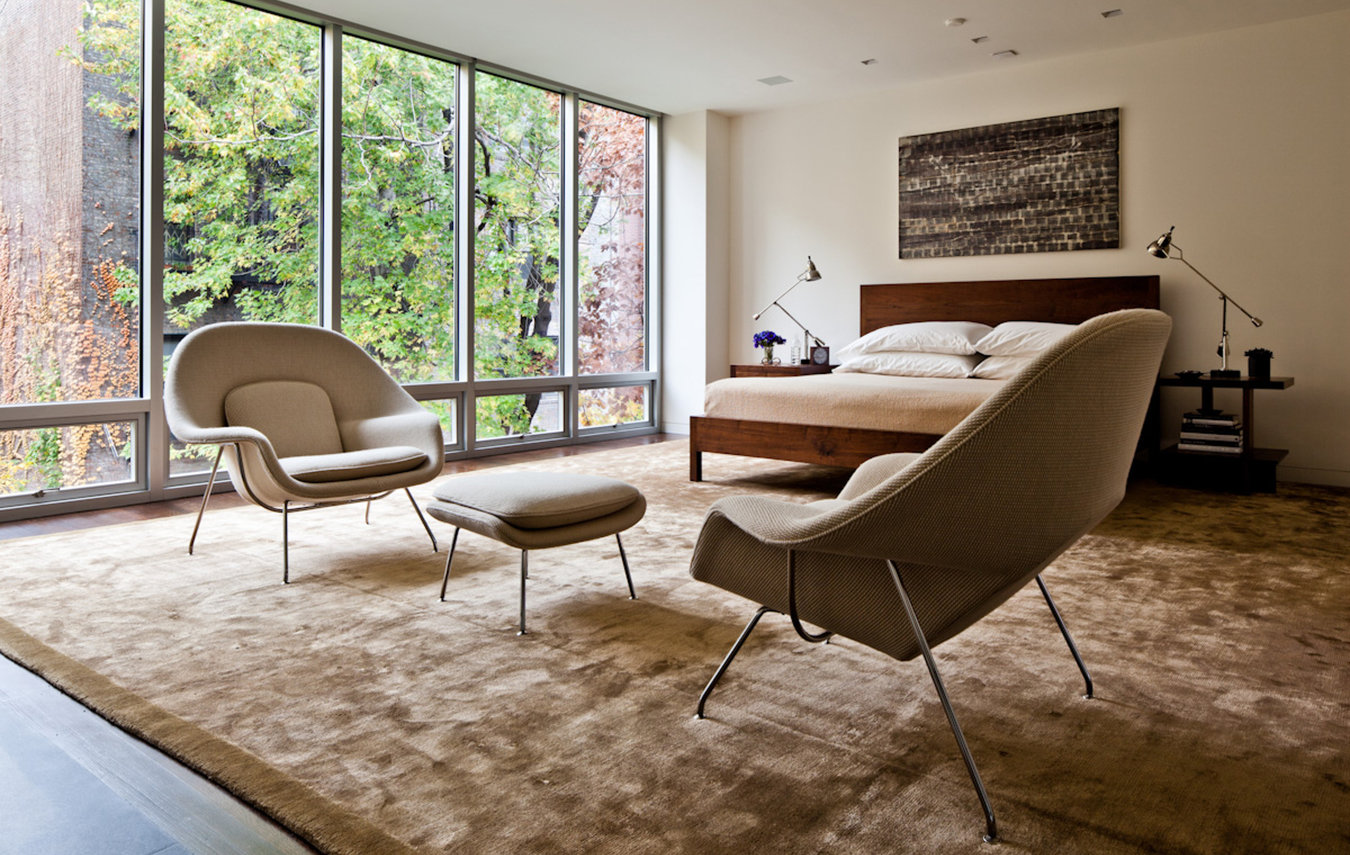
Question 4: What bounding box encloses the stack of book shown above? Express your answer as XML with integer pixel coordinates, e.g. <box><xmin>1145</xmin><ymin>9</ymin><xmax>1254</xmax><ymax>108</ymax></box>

<box><xmin>1178</xmin><ymin>410</ymin><xmax>1243</xmax><ymax>454</ymax></box>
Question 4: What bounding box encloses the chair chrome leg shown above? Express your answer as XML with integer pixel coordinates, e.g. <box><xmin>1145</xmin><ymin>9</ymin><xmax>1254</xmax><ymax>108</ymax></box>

<box><xmin>187</xmin><ymin>446</ymin><xmax>224</xmax><ymax>555</ymax></box>
<box><xmin>787</xmin><ymin>550</ymin><xmax>832</xmax><ymax>644</ymax></box>
<box><xmin>282</xmin><ymin>500</ymin><xmax>291</xmax><ymax>584</ymax></box>
<box><xmin>364</xmin><ymin>498</ymin><xmax>372</xmax><ymax>525</ymax></box>
<box><xmin>405</xmin><ymin>488</ymin><xmax>438</xmax><ymax>552</ymax></box>
<box><xmin>887</xmin><ymin>560</ymin><xmax>998</xmax><ymax>844</ymax></box>
<box><xmin>616</xmin><ymin>533</ymin><xmax>637</xmax><ymax>599</ymax></box>
<box><xmin>438</xmin><ymin>528</ymin><xmax>460</xmax><ymax>601</ymax></box>
<box><xmin>518</xmin><ymin>550</ymin><xmax>529</xmax><ymax>636</ymax></box>
<box><xmin>696</xmin><ymin>605</ymin><xmax>775</xmax><ymax>719</ymax></box>
<box><xmin>1035</xmin><ymin>575</ymin><xmax>1094</xmax><ymax>699</ymax></box>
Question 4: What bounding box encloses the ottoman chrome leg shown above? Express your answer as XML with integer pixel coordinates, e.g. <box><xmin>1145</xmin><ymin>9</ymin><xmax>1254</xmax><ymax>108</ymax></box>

<box><xmin>518</xmin><ymin>550</ymin><xmax>529</xmax><ymax>635</ymax></box>
<box><xmin>438</xmin><ymin>528</ymin><xmax>460</xmax><ymax>601</ymax></box>
<box><xmin>616</xmin><ymin>533</ymin><xmax>637</xmax><ymax>599</ymax></box>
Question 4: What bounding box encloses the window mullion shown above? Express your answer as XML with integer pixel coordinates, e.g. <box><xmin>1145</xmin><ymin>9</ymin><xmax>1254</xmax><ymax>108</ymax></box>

<box><xmin>562</xmin><ymin>92</ymin><xmax>580</xmax><ymax>438</ymax></box>
<box><xmin>144</xmin><ymin>0</ymin><xmax>168</xmax><ymax>497</ymax></box>
<box><xmin>320</xmin><ymin>24</ymin><xmax>342</xmax><ymax>331</ymax></box>
<box><xmin>458</xmin><ymin>63</ymin><xmax>477</xmax><ymax>451</ymax></box>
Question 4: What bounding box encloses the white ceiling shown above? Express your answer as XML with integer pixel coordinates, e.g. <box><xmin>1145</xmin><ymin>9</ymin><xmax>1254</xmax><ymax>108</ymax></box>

<box><xmin>295</xmin><ymin>0</ymin><xmax>1350</xmax><ymax>115</ymax></box>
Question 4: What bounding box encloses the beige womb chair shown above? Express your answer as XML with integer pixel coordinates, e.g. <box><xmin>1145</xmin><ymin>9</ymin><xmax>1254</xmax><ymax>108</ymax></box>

<box><xmin>688</xmin><ymin>308</ymin><xmax>1170</xmax><ymax>843</ymax></box>
<box><xmin>165</xmin><ymin>322</ymin><xmax>444</xmax><ymax>581</ymax></box>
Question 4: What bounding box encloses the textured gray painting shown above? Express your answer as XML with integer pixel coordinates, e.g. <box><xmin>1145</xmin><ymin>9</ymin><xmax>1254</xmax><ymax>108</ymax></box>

<box><xmin>898</xmin><ymin>108</ymin><xmax>1120</xmax><ymax>259</ymax></box>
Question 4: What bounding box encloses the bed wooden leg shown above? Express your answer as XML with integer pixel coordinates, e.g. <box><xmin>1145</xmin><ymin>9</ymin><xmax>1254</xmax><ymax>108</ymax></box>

<box><xmin>690</xmin><ymin>418</ymin><xmax>704</xmax><ymax>481</ymax></box>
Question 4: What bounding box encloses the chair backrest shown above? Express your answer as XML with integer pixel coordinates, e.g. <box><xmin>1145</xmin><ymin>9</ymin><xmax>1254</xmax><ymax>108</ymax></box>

<box><xmin>224</xmin><ymin>380</ymin><xmax>344</xmax><ymax>458</ymax></box>
<box><xmin>165</xmin><ymin>322</ymin><xmax>420</xmax><ymax>449</ymax></box>
<box><xmin>804</xmin><ymin>309</ymin><xmax>1171</xmax><ymax>651</ymax></box>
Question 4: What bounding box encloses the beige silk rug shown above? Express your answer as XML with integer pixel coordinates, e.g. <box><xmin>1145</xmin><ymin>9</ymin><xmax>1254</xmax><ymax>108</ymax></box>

<box><xmin>1</xmin><ymin>440</ymin><xmax>1347</xmax><ymax>854</ymax></box>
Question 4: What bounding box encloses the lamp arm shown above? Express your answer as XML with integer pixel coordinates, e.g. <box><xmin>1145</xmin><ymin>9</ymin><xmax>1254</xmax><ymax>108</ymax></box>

<box><xmin>752</xmin><ymin>273</ymin><xmax>807</xmax><ymax>320</ymax></box>
<box><xmin>757</xmin><ymin>299</ymin><xmax>824</xmax><ymax>346</ymax></box>
<box><xmin>1175</xmin><ymin>251</ymin><xmax>1263</xmax><ymax>327</ymax></box>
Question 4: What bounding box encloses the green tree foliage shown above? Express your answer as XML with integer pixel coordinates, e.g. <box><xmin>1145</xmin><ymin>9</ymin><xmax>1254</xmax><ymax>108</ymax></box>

<box><xmin>341</xmin><ymin>35</ymin><xmax>456</xmax><ymax>383</ymax></box>
<box><xmin>76</xmin><ymin>0</ymin><xmax>647</xmax><ymax>444</ymax></box>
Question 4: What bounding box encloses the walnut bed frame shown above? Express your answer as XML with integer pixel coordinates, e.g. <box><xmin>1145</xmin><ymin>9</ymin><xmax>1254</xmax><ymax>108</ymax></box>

<box><xmin>689</xmin><ymin>275</ymin><xmax>1160</xmax><ymax>481</ymax></box>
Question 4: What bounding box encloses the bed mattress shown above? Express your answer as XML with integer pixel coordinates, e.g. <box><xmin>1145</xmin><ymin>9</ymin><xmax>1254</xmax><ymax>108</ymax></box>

<box><xmin>703</xmin><ymin>372</ymin><xmax>1005</xmax><ymax>435</ymax></box>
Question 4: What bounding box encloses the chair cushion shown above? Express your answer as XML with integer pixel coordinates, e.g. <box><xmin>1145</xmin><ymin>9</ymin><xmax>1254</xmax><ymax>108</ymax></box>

<box><xmin>433</xmin><ymin>471</ymin><xmax>640</xmax><ymax>530</ymax></box>
<box><xmin>280</xmin><ymin>446</ymin><xmax>429</xmax><ymax>484</ymax></box>
<box><xmin>225</xmin><ymin>380</ymin><xmax>343</xmax><ymax>459</ymax></box>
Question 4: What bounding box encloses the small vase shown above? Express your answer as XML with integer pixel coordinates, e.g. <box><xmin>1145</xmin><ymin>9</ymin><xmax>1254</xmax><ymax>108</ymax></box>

<box><xmin>761</xmin><ymin>346</ymin><xmax>775</xmax><ymax>365</ymax></box>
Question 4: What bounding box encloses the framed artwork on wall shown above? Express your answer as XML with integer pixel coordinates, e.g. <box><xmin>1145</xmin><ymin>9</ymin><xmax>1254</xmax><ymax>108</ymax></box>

<box><xmin>898</xmin><ymin>108</ymin><xmax>1120</xmax><ymax>259</ymax></box>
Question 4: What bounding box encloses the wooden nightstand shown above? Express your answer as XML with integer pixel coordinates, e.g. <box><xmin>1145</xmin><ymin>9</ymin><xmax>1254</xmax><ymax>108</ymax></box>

<box><xmin>730</xmin><ymin>363</ymin><xmax>835</xmax><ymax>378</ymax></box>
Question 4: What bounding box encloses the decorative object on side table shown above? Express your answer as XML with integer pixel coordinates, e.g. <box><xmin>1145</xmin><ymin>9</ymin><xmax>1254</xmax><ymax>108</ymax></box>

<box><xmin>752</xmin><ymin>256</ymin><xmax>828</xmax><ymax>363</ymax></box>
<box><xmin>1147</xmin><ymin>225</ymin><xmax>1263</xmax><ymax>379</ymax></box>
<box><xmin>753</xmin><ymin>330</ymin><xmax>786</xmax><ymax>365</ymax></box>
<box><xmin>1246</xmin><ymin>348</ymin><xmax>1273</xmax><ymax>381</ymax></box>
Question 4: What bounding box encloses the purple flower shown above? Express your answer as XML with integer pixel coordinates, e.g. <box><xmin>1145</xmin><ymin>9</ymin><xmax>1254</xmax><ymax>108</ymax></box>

<box><xmin>753</xmin><ymin>330</ymin><xmax>786</xmax><ymax>348</ymax></box>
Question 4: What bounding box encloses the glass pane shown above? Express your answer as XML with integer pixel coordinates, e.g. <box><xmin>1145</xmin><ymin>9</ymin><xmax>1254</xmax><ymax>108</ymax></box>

<box><xmin>0</xmin><ymin>0</ymin><xmax>142</xmax><ymax>405</ymax></box>
<box><xmin>0</xmin><ymin>422</ymin><xmax>136</xmax><ymax>498</ymax></box>
<box><xmin>577</xmin><ymin>103</ymin><xmax>646</xmax><ymax>374</ymax></box>
<box><xmin>473</xmin><ymin>73</ymin><xmax>561</xmax><ymax>380</ymax></box>
<box><xmin>162</xmin><ymin>0</ymin><xmax>320</xmax><ymax>334</ymax></box>
<box><xmin>341</xmin><ymin>37</ymin><xmax>456</xmax><ymax>382</ymax></box>
<box><xmin>168</xmin><ymin>433</ymin><xmax>219</xmax><ymax>478</ymax></box>
<box><xmin>579</xmin><ymin>385</ymin><xmax>647</xmax><ymax>428</ymax></box>
<box><xmin>475</xmin><ymin>392</ymin><xmax>562</xmax><ymax>440</ymax></box>
<box><xmin>421</xmin><ymin>398</ymin><xmax>458</xmax><ymax>446</ymax></box>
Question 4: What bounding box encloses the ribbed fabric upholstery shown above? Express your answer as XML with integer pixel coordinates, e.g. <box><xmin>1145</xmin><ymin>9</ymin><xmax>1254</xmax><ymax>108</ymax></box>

<box><xmin>165</xmin><ymin>323</ymin><xmax>444</xmax><ymax>508</ymax></box>
<box><xmin>689</xmin><ymin>309</ymin><xmax>1171</xmax><ymax>662</ymax></box>
<box><xmin>432</xmin><ymin>472</ymin><xmax>642</xmax><ymax>530</ymax></box>
<box><xmin>224</xmin><ymin>380</ymin><xmax>344</xmax><ymax>459</ymax></box>
<box><xmin>427</xmin><ymin>473</ymin><xmax>646</xmax><ymax>550</ymax></box>
<box><xmin>281</xmin><ymin>446</ymin><xmax>429</xmax><ymax>484</ymax></box>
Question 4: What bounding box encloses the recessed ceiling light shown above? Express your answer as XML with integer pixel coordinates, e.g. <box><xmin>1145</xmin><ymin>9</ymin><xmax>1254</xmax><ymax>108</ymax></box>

<box><xmin>945</xmin><ymin>17</ymin><xmax>967</xmax><ymax>27</ymax></box>
<box><xmin>1101</xmin><ymin>9</ymin><xmax>1124</xmax><ymax>18</ymax></box>
<box><xmin>860</xmin><ymin>58</ymin><xmax>878</xmax><ymax>66</ymax></box>
<box><xmin>992</xmin><ymin>49</ymin><xmax>1019</xmax><ymax>59</ymax></box>
<box><xmin>971</xmin><ymin>35</ymin><xmax>989</xmax><ymax>44</ymax></box>
<box><xmin>757</xmin><ymin>75</ymin><xmax>793</xmax><ymax>86</ymax></box>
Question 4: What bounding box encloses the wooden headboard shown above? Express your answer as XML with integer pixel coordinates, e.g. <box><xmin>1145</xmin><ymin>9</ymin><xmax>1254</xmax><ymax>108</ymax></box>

<box><xmin>859</xmin><ymin>275</ymin><xmax>1160</xmax><ymax>334</ymax></box>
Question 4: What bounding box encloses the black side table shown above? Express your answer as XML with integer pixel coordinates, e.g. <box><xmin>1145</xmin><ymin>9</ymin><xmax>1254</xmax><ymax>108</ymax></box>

<box><xmin>1155</xmin><ymin>374</ymin><xmax>1293</xmax><ymax>492</ymax></box>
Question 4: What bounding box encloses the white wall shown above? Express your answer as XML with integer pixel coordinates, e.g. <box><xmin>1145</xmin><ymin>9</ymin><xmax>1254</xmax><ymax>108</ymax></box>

<box><xmin>660</xmin><ymin>110</ymin><xmax>729</xmax><ymax>434</ymax></box>
<box><xmin>696</xmin><ymin>10</ymin><xmax>1350</xmax><ymax>486</ymax></box>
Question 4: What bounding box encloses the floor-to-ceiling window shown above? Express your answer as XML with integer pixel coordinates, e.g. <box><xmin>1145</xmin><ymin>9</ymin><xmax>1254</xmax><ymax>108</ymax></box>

<box><xmin>0</xmin><ymin>0</ymin><xmax>142</xmax><ymax>505</ymax></box>
<box><xmin>340</xmin><ymin>34</ymin><xmax>460</xmax><ymax>442</ymax></box>
<box><xmin>162</xmin><ymin>0</ymin><xmax>322</xmax><ymax>476</ymax></box>
<box><xmin>577</xmin><ymin>101</ymin><xmax>649</xmax><ymax>429</ymax></box>
<box><xmin>0</xmin><ymin>0</ymin><xmax>658</xmax><ymax>520</ymax></box>
<box><xmin>472</xmin><ymin>72</ymin><xmax>564</xmax><ymax>440</ymax></box>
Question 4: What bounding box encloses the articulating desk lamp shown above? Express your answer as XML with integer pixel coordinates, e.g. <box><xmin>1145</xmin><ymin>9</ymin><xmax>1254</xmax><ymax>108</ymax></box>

<box><xmin>752</xmin><ymin>256</ymin><xmax>830</xmax><ymax>365</ymax></box>
<box><xmin>1146</xmin><ymin>226</ymin><xmax>1262</xmax><ymax>379</ymax></box>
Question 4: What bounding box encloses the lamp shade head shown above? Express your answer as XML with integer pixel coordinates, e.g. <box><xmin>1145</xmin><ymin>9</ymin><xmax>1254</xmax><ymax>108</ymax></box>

<box><xmin>804</xmin><ymin>256</ymin><xmax>822</xmax><ymax>281</ymax></box>
<box><xmin>1146</xmin><ymin>226</ymin><xmax>1175</xmax><ymax>259</ymax></box>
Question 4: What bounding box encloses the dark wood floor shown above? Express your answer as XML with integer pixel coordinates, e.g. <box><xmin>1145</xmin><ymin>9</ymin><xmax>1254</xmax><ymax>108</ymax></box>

<box><xmin>0</xmin><ymin>435</ymin><xmax>673</xmax><ymax>853</ymax></box>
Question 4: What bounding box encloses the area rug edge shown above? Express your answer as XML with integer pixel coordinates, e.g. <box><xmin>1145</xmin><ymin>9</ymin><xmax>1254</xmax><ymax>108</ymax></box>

<box><xmin>0</xmin><ymin>615</ymin><xmax>419</xmax><ymax>855</ymax></box>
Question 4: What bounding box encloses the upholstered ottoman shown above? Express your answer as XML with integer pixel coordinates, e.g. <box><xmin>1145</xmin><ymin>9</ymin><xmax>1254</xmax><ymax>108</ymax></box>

<box><xmin>427</xmin><ymin>471</ymin><xmax>646</xmax><ymax>634</ymax></box>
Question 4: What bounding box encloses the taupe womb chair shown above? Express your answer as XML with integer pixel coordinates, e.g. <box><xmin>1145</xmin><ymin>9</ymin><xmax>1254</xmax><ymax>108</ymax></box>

<box><xmin>688</xmin><ymin>308</ymin><xmax>1171</xmax><ymax>843</ymax></box>
<box><xmin>165</xmin><ymin>322</ymin><xmax>444</xmax><ymax>581</ymax></box>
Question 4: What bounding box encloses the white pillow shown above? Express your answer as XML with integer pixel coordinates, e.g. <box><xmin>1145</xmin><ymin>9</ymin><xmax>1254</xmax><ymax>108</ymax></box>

<box><xmin>835</xmin><ymin>321</ymin><xmax>993</xmax><ymax>360</ymax></box>
<box><xmin>969</xmin><ymin>354</ymin><xmax>1037</xmax><ymax>380</ymax></box>
<box><xmin>975</xmin><ymin>321</ymin><xmax>1076</xmax><ymax>356</ymax></box>
<box><xmin>835</xmin><ymin>351</ymin><xmax>982</xmax><ymax>379</ymax></box>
